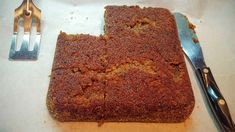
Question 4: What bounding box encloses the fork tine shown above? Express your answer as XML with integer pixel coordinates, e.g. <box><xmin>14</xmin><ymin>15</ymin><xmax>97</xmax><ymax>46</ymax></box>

<box><xmin>20</xmin><ymin>33</ymin><xmax>30</xmax><ymax>51</ymax></box>
<box><xmin>31</xmin><ymin>34</ymin><xmax>40</xmax><ymax>59</ymax></box>
<box><xmin>33</xmin><ymin>34</ymin><xmax>40</xmax><ymax>51</ymax></box>
<box><xmin>9</xmin><ymin>33</ymin><xmax>17</xmax><ymax>59</ymax></box>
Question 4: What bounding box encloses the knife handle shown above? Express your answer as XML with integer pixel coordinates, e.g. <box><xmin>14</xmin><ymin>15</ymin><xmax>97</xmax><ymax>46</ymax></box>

<box><xmin>195</xmin><ymin>67</ymin><xmax>235</xmax><ymax>132</ymax></box>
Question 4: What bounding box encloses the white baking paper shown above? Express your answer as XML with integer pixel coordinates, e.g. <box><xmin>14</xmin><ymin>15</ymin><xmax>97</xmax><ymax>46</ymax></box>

<box><xmin>0</xmin><ymin>0</ymin><xmax>235</xmax><ymax>132</ymax></box>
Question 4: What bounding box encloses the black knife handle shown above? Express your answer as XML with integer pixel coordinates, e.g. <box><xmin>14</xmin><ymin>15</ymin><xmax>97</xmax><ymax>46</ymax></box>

<box><xmin>195</xmin><ymin>67</ymin><xmax>235</xmax><ymax>132</ymax></box>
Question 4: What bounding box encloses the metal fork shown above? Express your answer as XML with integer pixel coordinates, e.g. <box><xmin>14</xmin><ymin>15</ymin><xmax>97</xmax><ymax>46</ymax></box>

<box><xmin>9</xmin><ymin>0</ymin><xmax>41</xmax><ymax>60</ymax></box>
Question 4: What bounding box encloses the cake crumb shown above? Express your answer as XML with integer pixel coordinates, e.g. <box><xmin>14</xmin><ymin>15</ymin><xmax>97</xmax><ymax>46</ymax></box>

<box><xmin>98</xmin><ymin>121</ymin><xmax>104</xmax><ymax>127</ymax></box>
<box><xmin>192</xmin><ymin>38</ymin><xmax>199</xmax><ymax>44</ymax></box>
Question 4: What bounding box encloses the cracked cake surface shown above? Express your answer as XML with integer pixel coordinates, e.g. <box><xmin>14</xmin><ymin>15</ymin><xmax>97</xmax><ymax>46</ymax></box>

<box><xmin>47</xmin><ymin>5</ymin><xmax>195</xmax><ymax>122</ymax></box>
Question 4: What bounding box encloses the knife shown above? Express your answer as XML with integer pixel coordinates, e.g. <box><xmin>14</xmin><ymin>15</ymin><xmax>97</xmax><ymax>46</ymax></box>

<box><xmin>174</xmin><ymin>13</ymin><xmax>235</xmax><ymax>132</ymax></box>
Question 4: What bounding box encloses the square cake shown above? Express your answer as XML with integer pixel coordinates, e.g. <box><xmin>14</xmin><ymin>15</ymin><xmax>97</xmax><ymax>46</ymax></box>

<box><xmin>47</xmin><ymin>6</ymin><xmax>195</xmax><ymax>122</ymax></box>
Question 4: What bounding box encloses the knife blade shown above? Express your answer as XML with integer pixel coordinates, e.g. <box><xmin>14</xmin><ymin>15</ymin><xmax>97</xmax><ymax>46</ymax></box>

<box><xmin>174</xmin><ymin>13</ymin><xmax>235</xmax><ymax>132</ymax></box>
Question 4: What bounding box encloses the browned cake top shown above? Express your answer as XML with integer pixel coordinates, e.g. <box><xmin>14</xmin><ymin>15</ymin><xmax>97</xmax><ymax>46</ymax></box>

<box><xmin>52</xmin><ymin>33</ymin><xmax>107</xmax><ymax>72</ymax></box>
<box><xmin>47</xmin><ymin>6</ymin><xmax>195</xmax><ymax>122</ymax></box>
<box><xmin>105</xmin><ymin>6</ymin><xmax>175</xmax><ymax>37</ymax></box>
<box><xmin>105</xmin><ymin>6</ymin><xmax>184</xmax><ymax>64</ymax></box>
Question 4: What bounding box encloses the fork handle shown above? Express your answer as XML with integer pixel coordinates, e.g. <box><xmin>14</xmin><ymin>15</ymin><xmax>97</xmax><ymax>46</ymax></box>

<box><xmin>196</xmin><ymin>67</ymin><xmax>235</xmax><ymax>132</ymax></box>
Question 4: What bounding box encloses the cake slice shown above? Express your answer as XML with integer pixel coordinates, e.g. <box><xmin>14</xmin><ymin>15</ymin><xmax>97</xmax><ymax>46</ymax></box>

<box><xmin>104</xmin><ymin>6</ymin><xmax>194</xmax><ymax>122</ymax></box>
<box><xmin>47</xmin><ymin>33</ymin><xmax>106</xmax><ymax>121</ymax></box>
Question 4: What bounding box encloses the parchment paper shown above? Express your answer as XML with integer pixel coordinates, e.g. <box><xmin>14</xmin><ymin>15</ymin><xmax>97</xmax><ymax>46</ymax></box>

<box><xmin>0</xmin><ymin>0</ymin><xmax>235</xmax><ymax>132</ymax></box>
